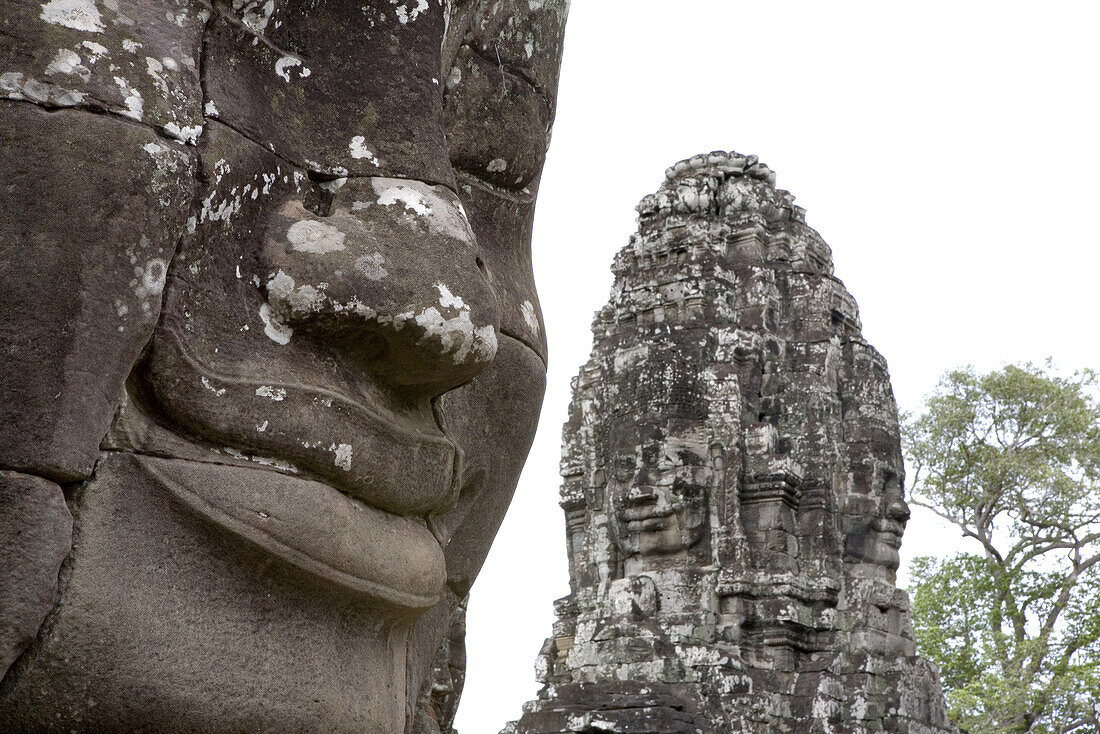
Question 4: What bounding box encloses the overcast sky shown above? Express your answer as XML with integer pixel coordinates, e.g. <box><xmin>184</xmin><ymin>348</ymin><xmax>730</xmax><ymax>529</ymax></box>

<box><xmin>455</xmin><ymin>2</ymin><xmax>1100</xmax><ymax>731</ymax></box>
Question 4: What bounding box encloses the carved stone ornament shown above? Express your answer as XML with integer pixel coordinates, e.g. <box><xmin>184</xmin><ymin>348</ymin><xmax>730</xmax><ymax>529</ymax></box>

<box><xmin>0</xmin><ymin>1</ymin><xmax>567</xmax><ymax>731</ymax></box>
<box><xmin>505</xmin><ymin>153</ymin><xmax>957</xmax><ymax>734</ymax></box>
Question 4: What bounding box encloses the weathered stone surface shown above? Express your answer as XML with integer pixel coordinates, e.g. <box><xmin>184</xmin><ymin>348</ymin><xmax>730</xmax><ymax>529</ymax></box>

<box><xmin>506</xmin><ymin>153</ymin><xmax>955</xmax><ymax>733</ymax></box>
<box><xmin>0</xmin><ymin>0</ymin><xmax>568</xmax><ymax>730</ymax></box>
<box><xmin>0</xmin><ymin>471</ymin><xmax>72</xmax><ymax>680</ymax></box>
<box><xmin>410</xmin><ymin>597</ymin><xmax>468</xmax><ymax>734</ymax></box>
<box><xmin>0</xmin><ymin>0</ymin><xmax>206</xmax><ymax>140</ymax></box>
<box><xmin>0</xmin><ymin>103</ymin><xmax>194</xmax><ymax>481</ymax></box>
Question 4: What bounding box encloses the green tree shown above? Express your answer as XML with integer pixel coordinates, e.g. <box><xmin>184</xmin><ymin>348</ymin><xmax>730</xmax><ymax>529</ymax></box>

<box><xmin>904</xmin><ymin>363</ymin><xmax>1100</xmax><ymax>733</ymax></box>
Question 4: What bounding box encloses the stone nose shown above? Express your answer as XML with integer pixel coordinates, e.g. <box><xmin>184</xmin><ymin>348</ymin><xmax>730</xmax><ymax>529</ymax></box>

<box><xmin>885</xmin><ymin>495</ymin><xmax>911</xmax><ymax>523</ymax></box>
<box><xmin>259</xmin><ymin>178</ymin><xmax>500</xmax><ymax>394</ymax></box>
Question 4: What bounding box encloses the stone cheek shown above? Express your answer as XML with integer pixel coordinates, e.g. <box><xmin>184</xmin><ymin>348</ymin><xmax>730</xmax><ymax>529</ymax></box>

<box><xmin>506</xmin><ymin>153</ymin><xmax>956</xmax><ymax>734</ymax></box>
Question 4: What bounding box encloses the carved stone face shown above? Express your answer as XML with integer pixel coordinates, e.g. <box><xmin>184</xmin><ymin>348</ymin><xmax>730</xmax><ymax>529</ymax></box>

<box><xmin>0</xmin><ymin>0</ymin><xmax>566</xmax><ymax>730</ymax></box>
<box><xmin>608</xmin><ymin>423</ymin><xmax>709</xmax><ymax>568</ymax></box>
<box><xmin>845</xmin><ymin>475</ymin><xmax>911</xmax><ymax>572</ymax></box>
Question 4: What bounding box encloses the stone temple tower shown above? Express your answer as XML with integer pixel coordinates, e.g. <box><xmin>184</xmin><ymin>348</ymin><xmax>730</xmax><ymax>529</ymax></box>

<box><xmin>504</xmin><ymin>153</ymin><xmax>955</xmax><ymax>733</ymax></box>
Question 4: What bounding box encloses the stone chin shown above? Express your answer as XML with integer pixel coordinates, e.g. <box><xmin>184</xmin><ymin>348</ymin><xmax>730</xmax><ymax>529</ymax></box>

<box><xmin>846</xmin><ymin>521</ymin><xmax>904</xmax><ymax>573</ymax></box>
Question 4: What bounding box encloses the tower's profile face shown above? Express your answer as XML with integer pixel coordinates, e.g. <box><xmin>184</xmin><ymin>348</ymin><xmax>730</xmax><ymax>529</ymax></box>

<box><xmin>846</xmin><ymin>480</ymin><xmax>911</xmax><ymax>572</ymax></box>
<box><xmin>608</xmin><ymin>422</ymin><xmax>710</xmax><ymax>563</ymax></box>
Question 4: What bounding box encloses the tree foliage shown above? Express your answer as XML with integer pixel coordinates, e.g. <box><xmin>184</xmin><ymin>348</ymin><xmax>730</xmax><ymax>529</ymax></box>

<box><xmin>905</xmin><ymin>363</ymin><xmax>1100</xmax><ymax>733</ymax></box>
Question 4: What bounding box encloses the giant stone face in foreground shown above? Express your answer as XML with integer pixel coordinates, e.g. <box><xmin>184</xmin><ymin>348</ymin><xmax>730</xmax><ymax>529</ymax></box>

<box><xmin>506</xmin><ymin>153</ymin><xmax>955</xmax><ymax>734</ymax></box>
<box><xmin>0</xmin><ymin>1</ymin><xmax>567</xmax><ymax>731</ymax></box>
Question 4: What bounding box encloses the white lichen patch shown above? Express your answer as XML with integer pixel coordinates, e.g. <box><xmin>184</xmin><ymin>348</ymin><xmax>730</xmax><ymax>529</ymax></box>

<box><xmin>348</xmin><ymin>135</ymin><xmax>380</xmax><ymax>165</ymax></box>
<box><xmin>436</xmin><ymin>282</ymin><xmax>466</xmax><ymax>310</ymax></box>
<box><xmin>258</xmin><ymin>171</ymin><xmax>277</xmax><ymax>195</ymax></box>
<box><xmin>134</xmin><ymin>258</ymin><xmax>167</xmax><ymax>302</ymax></box>
<box><xmin>390</xmin><ymin>0</ymin><xmax>428</xmax><ymax>24</ymax></box>
<box><xmin>286</xmin><ymin>219</ymin><xmax>346</xmax><ymax>254</ymax></box>
<box><xmin>318</xmin><ymin>177</ymin><xmax>346</xmax><ymax>193</ymax></box>
<box><xmin>445</xmin><ymin>66</ymin><xmax>462</xmax><ymax>89</ymax></box>
<box><xmin>354</xmin><ymin>253</ymin><xmax>387</xmax><ymax>280</ymax></box>
<box><xmin>263</xmin><ymin>267</ymin><xmax>381</xmax><ymax>326</ymax></box>
<box><xmin>336</xmin><ymin>297</ymin><xmax>377</xmax><ymax>319</ymax></box>
<box><xmin>259</xmin><ymin>303</ymin><xmax>293</xmax><ymax>344</ymax></box>
<box><xmin>82</xmin><ymin>40</ymin><xmax>109</xmax><ymax>60</ymax></box>
<box><xmin>223</xmin><ymin>447</ymin><xmax>298</xmax><ymax>473</ymax></box>
<box><xmin>40</xmin><ymin>0</ymin><xmax>104</xmax><ymax>32</ymax></box>
<box><xmin>144</xmin><ymin>56</ymin><xmax>168</xmax><ymax>94</ymax></box>
<box><xmin>1</xmin><ymin>71</ymin><xmax>86</xmax><ymax>106</ymax></box>
<box><xmin>45</xmin><ymin>49</ymin><xmax>90</xmax><ymax>81</ymax></box>
<box><xmin>200</xmin><ymin>376</ymin><xmax>226</xmax><ymax>397</ymax></box>
<box><xmin>274</xmin><ymin>56</ymin><xmax>309</xmax><ymax>82</ymax></box>
<box><xmin>331</xmin><ymin>443</ymin><xmax>353</xmax><ymax>471</ymax></box>
<box><xmin>487</xmin><ymin>157</ymin><xmax>508</xmax><ymax>173</ymax></box>
<box><xmin>197</xmin><ymin>165</ymin><xmax>259</xmax><ymax>225</ymax></box>
<box><xmin>252</xmin><ymin>455</ymin><xmax>297</xmax><ymax>472</ymax></box>
<box><xmin>521</xmin><ymin>299</ymin><xmax>540</xmax><ymax>334</ymax></box>
<box><xmin>237</xmin><ymin>0</ymin><xmax>276</xmax><ymax>34</ymax></box>
<box><xmin>163</xmin><ymin>121</ymin><xmax>203</xmax><ymax>144</ymax></box>
<box><xmin>204</xmin><ymin>99</ymin><xmax>219</xmax><ymax>116</ymax></box>
<box><xmin>212</xmin><ymin>158</ymin><xmax>230</xmax><ymax>181</ymax></box>
<box><xmin>375</xmin><ymin>182</ymin><xmax>431</xmax><ymax>216</ymax></box>
<box><xmin>265</xmin><ymin>270</ymin><xmax>326</xmax><ymax>315</ymax></box>
<box><xmin>255</xmin><ymin>385</ymin><xmax>287</xmax><ymax>401</ymax></box>
<box><xmin>414</xmin><ymin>306</ymin><xmax>496</xmax><ymax>363</ymax></box>
<box><xmin>112</xmin><ymin>75</ymin><xmax>143</xmax><ymax>120</ymax></box>
<box><xmin>411</xmin><ymin>281</ymin><xmax>498</xmax><ymax>364</ymax></box>
<box><xmin>371</xmin><ymin>178</ymin><xmax>475</xmax><ymax>241</ymax></box>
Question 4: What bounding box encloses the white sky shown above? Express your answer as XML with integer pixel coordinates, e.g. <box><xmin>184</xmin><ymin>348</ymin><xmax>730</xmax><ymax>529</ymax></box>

<box><xmin>456</xmin><ymin>2</ymin><xmax>1100</xmax><ymax>731</ymax></box>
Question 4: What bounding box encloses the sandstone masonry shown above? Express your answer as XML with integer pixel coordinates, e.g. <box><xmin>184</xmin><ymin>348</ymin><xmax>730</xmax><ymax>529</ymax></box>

<box><xmin>504</xmin><ymin>152</ymin><xmax>955</xmax><ymax>733</ymax></box>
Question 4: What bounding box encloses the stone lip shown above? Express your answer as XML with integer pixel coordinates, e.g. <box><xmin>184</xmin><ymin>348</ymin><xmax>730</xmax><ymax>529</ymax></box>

<box><xmin>146</xmin><ymin>326</ymin><xmax>463</xmax><ymax>519</ymax></box>
<box><xmin>139</xmin><ymin>454</ymin><xmax>447</xmax><ymax>613</ymax></box>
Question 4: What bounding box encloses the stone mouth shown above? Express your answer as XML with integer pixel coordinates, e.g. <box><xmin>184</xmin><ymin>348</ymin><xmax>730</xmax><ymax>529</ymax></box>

<box><xmin>147</xmin><ymin>327</ymin><xmax>463</xmax><ymax>518</ymax></box>
<box><xmin>872</xmin><ymin>519</ymin><xmax>906</xmax><ymax>548</ymax></box>
<box><xmin>137</xmin><ymin>453</ymin><xmax>447</xmax><ymax>612</ymax></box>
<box><xmin>617</xmin><ymin>502</ymin><xmax>674</xmax><ymax>520</ymax></box>
<box><xmin>624</xmin><ymin>516</ymin><xmax>674</xmax><ymax>534</ymax></box>
<box><xmin>617</xmin><ymin>497</ymin><xmax>678</xmax><ymax>534</ymax></box>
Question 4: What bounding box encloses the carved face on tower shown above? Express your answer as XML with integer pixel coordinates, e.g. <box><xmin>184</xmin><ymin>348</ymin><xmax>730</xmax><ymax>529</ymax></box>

<box><xmin>607</xmin><ymin>420</ymin><xmax>710</xmax><ymax>571</ymax></box>
<box><xmin>0</xmin><ymin>0</ymin><xmax>567</xmax><ymax>730</ymax></box>
<box><xmin>837</xmin><ymin>346</ymin><xmax>912</xmax><ymax>577</ymax></box>
<box><xmin>845</xmin><ymin>472</ymin><xmax>911</xmax><ymax>572</ymax></box>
